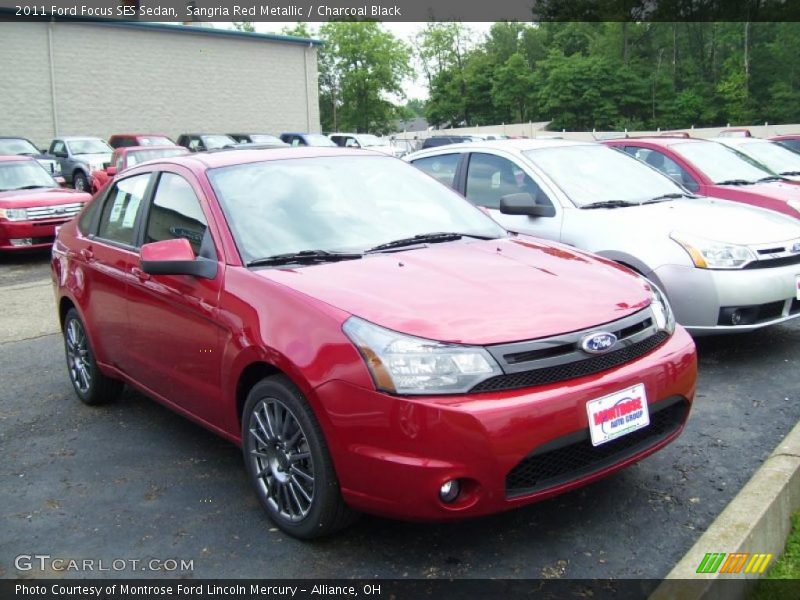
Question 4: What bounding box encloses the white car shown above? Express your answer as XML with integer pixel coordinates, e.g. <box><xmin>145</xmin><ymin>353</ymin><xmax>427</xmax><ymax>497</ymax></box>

<box><xmin>714</xmin><ymin>136</ymin><xmax>800</xmax><ymax>182</ymax></box>
<box><xmin>406</xmin><ymin>139</ymin><xmax>800</xmax><ymax>334</ymax></box>
<box><xmin>328</xmin><ymin>133</ymin><xmax>404</xmax><ymax>157</ymax></box>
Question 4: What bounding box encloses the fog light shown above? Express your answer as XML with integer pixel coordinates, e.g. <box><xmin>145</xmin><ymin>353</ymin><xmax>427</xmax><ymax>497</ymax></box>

<box><xmin>439</xmin><ymin>479</ymin><xmax>460</xmax><ymax>503</ymax></box>
<box><xmin>10</xmin><ymin>238</ymin><xmax>33</xmax><ymax>247</ymax></box>
<box><xmin>730</xmin><ymin>309</ymin><xmax>743</xmax><ymax>325</ymax></box>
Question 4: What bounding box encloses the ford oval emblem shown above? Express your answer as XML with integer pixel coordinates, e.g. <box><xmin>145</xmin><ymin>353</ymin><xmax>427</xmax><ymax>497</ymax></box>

<box><xmin>581</xmin><ymin>332</ymin><xmax>618</xmax><ymax>354</ymax></box>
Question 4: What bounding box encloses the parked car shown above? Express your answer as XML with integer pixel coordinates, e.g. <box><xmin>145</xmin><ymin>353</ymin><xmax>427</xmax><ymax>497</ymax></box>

<box><xmin>714</xmin><ymin>137</ymin><xmax>800</xmax><ymax>183</ymax></box>
<box><xmin>279</xmin><ymin>132</ymin><xmax>337</xmax><ymax>147</ymax></box>
<box><xmin>0</xmin><ymin>136</ymin><xmax>62</xmax><ymax>176</ymax></box>
<box><xmin>718</xmin><ymin>128</ymin><xmax>752</xmax><ymax>138</ymax></box>
<box><xmin>0</xmin><ymin>156</ymin><xmax>90</xmax><ymax>250</ymax></box>
<box><xmin>771</xmin><ymin>135</ymin><xmax>800</xmax><ymax>154</ymax></box>
<box><xmin>90</xmin><ymin>145</ymin><xmax>190</xmax><ymax>193</ymax></box>
<box><xmin>48</xmin><ymin>137</ymin><xmax>113</xmax><ymax>192</ymax></box>
<box><xmin>328</xmin><ymin>133</ymin><xmax>403</xmax><ymax>156</ymax></box>
<box><xmin>228</xmin><ymin>133</ymin><xmax>286</xmax><ymax>146</ymax></box>
<box><xmin>176</xmin><ymin>133</ymin><xmax>238</xmax><ymax>153</ymax></box>
<box><xmin>421</xmin><ymin>136</ymin><xmax>470</xmax><ymax>149</ymax></box>
<box><xmin>603</xmin><ymin>137</ymin><xmax>800</xmax><ymax>219</ymax></box>
<box><xmin>407</xmin><ymin>139</ymin><xmax>800</xmax><ymax>333</ymax></box>
<box><xmin>51</xmin><ymin>147</ymin><xmax>695</xmax><ymax>538</ymax></box>
<box><xmin>108</xmin><ymin>133</ymin><xmax>176</xmax><ymax>149</ymax></box>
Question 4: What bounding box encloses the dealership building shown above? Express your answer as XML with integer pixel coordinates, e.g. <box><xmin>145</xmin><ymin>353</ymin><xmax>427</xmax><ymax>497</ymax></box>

<box><xmin>0</xmin><ymin>20</ymin><xmax>322</xmax><ymax>147</ymax></box>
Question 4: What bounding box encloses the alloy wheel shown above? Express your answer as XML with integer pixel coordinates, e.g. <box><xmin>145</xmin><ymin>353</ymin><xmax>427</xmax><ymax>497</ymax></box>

<box><xmin>66</xmin><ymin>318</ymin><xmax>92</xmax><ymax>394</ymax></box>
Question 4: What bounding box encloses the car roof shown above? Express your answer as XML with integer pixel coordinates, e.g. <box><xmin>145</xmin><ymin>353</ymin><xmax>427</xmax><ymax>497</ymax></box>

<box><xmin>110</xmin><ymin>133</ymin><xmax>171</xmax><ymax>137</ymax></box>
<box><xmin>0</xmin><ymin>155</ymin><xmax>35</xmax><ymax>163</ymax></box>
<box><xmin>0</xmin><ymin>136</ymin><xmax>35</xmax><ymax>141</ymax></box>
<box><xmin>607</xmin><ymin>136</ymin><xmax>709</xmax><ymax>148</ymax></box>
<box><xmin>714</xmin><ymin>137</ymin><xmax>769</xmax><ymax>146</ymax></box>
<box><xmin>56</xmin><ymin>136</ymin><xmax>106</xmax><ymax>141</ymax></box>
<box><xmin>131</xmin><ymin>147</ymin><xmax>382</xmax><ymax>170</ymax></box>
<box><xmin>420</xmin><ymin>138</ymin><xmax>595</xmax><ymax>153</ymax></box>
<box><xmin>119</xmin><ymin>145</ymin><xmax>187</xmax><ymax>153</ymax></box>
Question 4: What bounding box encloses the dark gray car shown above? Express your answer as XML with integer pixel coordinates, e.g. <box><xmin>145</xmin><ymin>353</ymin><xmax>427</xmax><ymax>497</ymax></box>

<box><xmin>48</xmin><ymin>136</ymin><xmax>113</xmax><ymax>191</ymax></box>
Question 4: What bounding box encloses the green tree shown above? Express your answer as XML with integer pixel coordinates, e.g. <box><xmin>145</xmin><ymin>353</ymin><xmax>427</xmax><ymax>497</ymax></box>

<box><xmin>232</xmin><ymin>22</ymin><xmax>254</xmax><ymax>33</ymax></box>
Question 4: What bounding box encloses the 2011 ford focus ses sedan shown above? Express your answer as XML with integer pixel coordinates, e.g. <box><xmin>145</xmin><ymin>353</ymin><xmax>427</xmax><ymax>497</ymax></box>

<box><xmin>51</xmin><ymin>148</ymin><xmax>697</xmax><ymax>539</ymax></box>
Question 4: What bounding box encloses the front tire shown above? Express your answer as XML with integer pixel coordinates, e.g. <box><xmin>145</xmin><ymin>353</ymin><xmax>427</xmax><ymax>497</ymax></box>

<box><xmin>63</xmin><ymin>308</ymin><xmax>122</xmax><ymax>405</ymax></box>
<box><xmin>242</xmin><ymin>376</ymin><xmax>358</xmax><ymax>539</ymax></box>
<box><xmin>72</xmin><ymin>171</ymin><xmax>89</xmax><ymax>192</ymax></box>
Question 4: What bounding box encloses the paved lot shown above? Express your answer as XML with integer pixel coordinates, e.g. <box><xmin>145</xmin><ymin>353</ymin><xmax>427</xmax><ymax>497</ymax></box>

<box><xmin>1</xmin><ymin>251</ymin><xmax>799</xmax><ymax>580</ymax></box>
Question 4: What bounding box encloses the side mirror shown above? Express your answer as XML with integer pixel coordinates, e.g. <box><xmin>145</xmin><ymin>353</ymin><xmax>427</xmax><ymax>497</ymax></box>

<box><xmin>140</xmin><ymin>238</ymin><xmax>217</xmax><ymax>279</ymax></box>
<box><xmin>54</xmin><ymin>151</ymin><xmax>67</xmax><ymax>158</ymax></box>
<box><xmin>499</xmin><ymin>193</ymin><xmax>553</xmax><ymax>217</ymax></box>
<box><xmin>106</xmin><ymin>166</ymin><xmax>117</xmax><ymax>176</ymax></box>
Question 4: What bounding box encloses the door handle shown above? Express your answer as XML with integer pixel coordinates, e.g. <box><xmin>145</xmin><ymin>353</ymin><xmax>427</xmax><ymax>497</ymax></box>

<box><xmin>131</xmin><ymin>267</ymin><xmax>151</xmax><ymax>281</ymax></box>
<box><xmin>79</xmin><ymin>248</ymin><xmax>93</xmax><ymax>260</ymax></box>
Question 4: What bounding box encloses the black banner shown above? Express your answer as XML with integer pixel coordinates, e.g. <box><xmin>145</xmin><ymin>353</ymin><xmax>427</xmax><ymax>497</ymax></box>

<box><xmin>1</xmin><ymin>0</ymin><xmax>799</xmax><ymax>22</ymax></box>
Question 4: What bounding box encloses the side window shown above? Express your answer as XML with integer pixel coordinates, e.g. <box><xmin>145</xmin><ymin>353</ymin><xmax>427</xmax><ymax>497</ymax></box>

<box><xmin>51</xmin><ymin>140</ymin><xmax>66</xmax><ymax>155</ymax></box>
<box><xmin>187</xmin><ymin>137</ymin><xmax>202</xmax><ymax>152</ymax></box>
<box><xmin>465</xmin><ymin>153</ymin><xmax>553</xmax><ymax>210</ymax></box>
<box><xmin>291</xmin><ymin>137</ymin><xmax>304</xmax><ymax>147</ymax></box>
<box><xmin>115</xmin><ymin>154</ymin><xmax>125</xmax><ymax>170</ymax></box>
<box><xmin>77</xmin><ymin>198</ymin><xmax>101</xmax><ymax>235</ymax></box>
<box><xmin>96</xmin><ymin>174</ymin><xmax>150</xmax><ymax>246</ymax></box>
<box><xmin>411</xmin><ymin>154</ymin><xmax>460</xmax><ymax>189</ymax></box>
<box><xmin>631</xmin><ymin>147</ymin><xmax>699</xmax><ymax>192</ymax></box>
<box><xmin>145</xmin><ymin>173</ymin><xmax>208</xmax><ymax>256</ymax></box>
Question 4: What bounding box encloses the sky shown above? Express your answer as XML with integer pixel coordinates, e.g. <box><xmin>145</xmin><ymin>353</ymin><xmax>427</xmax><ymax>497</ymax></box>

<box><xmin>246</xmin><ymin>21</ymin><xmax>496</xmax><ymax>100</ymax></box>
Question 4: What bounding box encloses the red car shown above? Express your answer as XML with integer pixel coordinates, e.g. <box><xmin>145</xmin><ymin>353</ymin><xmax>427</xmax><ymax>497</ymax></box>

<box><xmin>0</xmin><ymin>156</ymin><xmax>90</xmax><ymax>251</ymax></box>
<box><xmin>603</xmin><ymin>137</ymin><xmax>800</xmax><ymax>219</ymax></box>
<box><xmin>51</xmin><ymin>148</ymin><xmax>696</xmax><ymax>538</ymax></box>
<box><xmin>107</xmin><ymin>133</ymin><xmax>176</xmax><ymax>149</ymax></box>
<box><xmin>90</xmin><ymin>145</ymin><xmax>190</xmax><ymax>193</ymax></box>
<box><xmin>771</xmin><ymin>134</ymin><xmax>800</xmax><ymax>155</ymax></box>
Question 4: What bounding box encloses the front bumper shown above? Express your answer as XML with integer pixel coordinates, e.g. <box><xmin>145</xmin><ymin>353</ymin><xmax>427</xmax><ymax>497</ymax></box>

<box><xmin>0</xmin><ymin>218</ymin><xmax>71</xmax><ymax>250</ymax></box>
<box><xmin>313</xmin><ymin>326</ymin><xmax>696</xmax><ymax>521</ymax></box>
<box><xmin>649</xmin><ymin>263</ymin><xmax>800</xmax><ymax>334</ymax></box>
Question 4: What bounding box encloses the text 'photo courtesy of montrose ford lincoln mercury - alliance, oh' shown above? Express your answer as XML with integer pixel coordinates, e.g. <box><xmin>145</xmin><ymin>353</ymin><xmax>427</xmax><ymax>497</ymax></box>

<box><xmin>51</xmin><ymin>148</ymin><xmax>696</xmax><ymax>539</ymax></box>
<box><xmin>407</xmin><ymin>139</ymin><xmax>800</xmax><ymax>333</ymax></box>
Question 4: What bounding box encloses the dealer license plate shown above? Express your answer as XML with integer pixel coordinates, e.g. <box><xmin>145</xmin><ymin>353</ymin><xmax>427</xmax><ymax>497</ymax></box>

<box><xmin>586</xmin><ymin>383</ymin><xmax>649</xmax><ymax>447</ymax></box>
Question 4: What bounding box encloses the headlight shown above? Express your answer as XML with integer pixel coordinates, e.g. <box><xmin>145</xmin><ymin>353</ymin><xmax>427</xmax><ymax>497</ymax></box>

<box><xmin>670</xmin><ymin>231</ymin><xmax>756</xmax><ymax>269</ymax></box>
<box><xmin>789</xmin><ymin>199</ymin><xmax>800</xmax><ymax>215</ymax></box>
<box><xmin>342</xmin><ymin>316</ymin><xmax>502</xmax><ymax>395</ymax></box>
<box><xmin>0</xmin><ymin>207</ymin><xmax>28</xmax><ymax>221</ymax></box>
<box><xmin>647</xmin><ymin>281</ymin><xmax>675</xmax><ymax>334</ymax></box>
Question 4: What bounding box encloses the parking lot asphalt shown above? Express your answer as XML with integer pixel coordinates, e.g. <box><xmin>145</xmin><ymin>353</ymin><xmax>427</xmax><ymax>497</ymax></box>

<box><xmin>1</xmin><ymin>251</ymin><xmax>799</xmax><ymax>580</ymax></box>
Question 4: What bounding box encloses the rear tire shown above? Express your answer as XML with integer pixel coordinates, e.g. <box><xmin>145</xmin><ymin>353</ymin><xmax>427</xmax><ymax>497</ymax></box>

<box><xmin>241</xmin><ymin>375</ymin><xmax>358</xmax><ymax>539</ymax></box>
<box><xmin>63</xmin><ymin>308</ymin><xmax>122</xmax><ymax>405</ymax></box>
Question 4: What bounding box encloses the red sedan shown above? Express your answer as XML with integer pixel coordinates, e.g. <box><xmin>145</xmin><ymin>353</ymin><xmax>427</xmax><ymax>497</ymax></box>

<box><xmin>91</xmin><ymin>145</ymin><xmax>190</xmax><ymax>193</ymax></box>
<box><xmin>0</xmin><ymin>156</ymin><xmax>90</xmax><ymax>251</ymax></box>
<box><xmin>51</xmin><ymin>148</ymin><xmax>696</xmax><ymax>538</ymax></box>
<box><xmin>603</xmin><ymin>137</ymin><xmax>800</xmax><ymax>219</ymax></box>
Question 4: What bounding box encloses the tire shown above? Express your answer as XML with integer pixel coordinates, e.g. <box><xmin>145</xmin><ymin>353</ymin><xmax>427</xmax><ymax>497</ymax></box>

<box><xmin>241</xmin><ymin>375</ymin><xmax>358</xmax><ymax>539</ymax></box>
<box><xmin>63</xmin><ymin>308</ymin><xmax>123</xmax><ymax>405</ymax></box>
<box><xmin>72</xmin><ymin>171</ymin><xmax>89</xmax><ymax>192</ymax></box>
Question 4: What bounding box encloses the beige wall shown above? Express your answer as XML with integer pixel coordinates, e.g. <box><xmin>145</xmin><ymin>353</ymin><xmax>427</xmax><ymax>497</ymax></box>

<box><xmin>0</xmin><ymin>22</ymin><xmax>321</xmax><ymax>148</ymax></box>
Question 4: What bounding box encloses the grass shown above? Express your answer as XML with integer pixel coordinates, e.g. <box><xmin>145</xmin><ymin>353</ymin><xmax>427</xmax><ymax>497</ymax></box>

<box><xmin>750</xmin><ymin>511</ymin><xmax>800</xmax><ymax>599</ymax></box>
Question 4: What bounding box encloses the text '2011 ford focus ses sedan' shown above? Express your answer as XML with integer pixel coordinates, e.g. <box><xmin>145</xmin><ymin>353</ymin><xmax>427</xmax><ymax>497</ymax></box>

<box><xmin>52</xmin><ymin>148</ymin><xmax>696</xmax><ymax>538</ymax></box>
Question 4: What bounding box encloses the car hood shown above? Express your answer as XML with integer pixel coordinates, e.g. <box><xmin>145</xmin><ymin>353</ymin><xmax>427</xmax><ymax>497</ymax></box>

<box><xmin>73</xmin><ymin>153</ymin><xmax>113</xmax><ymax>164</ymax></box>
<box><xmin>257</xmin><ymin>237</ymin><xmax>651</xmax><ymax>345</ymax></box>
<box><xmin>0</xmin><ymin>187</ymin><xmax>91</xmax><ymax>207</ymax></box>
<box><xmin>608</xmin><ymin>197</ymin><xmax>800</xmax><ymax>244</ymax></box>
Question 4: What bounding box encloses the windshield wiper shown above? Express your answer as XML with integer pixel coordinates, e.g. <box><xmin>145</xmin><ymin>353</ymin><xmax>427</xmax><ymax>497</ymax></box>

<box><xmin>716</xmin><ymin>179</ymin><xmax>755</xmax><ymax>186</ymax></box>
<box><xmin>365</xmin><ymin>232</ymin><xmax>495</xmax><ymax>253</ymax></box>
<box><xmin>780</xmin><ymin>171</ymin><xmax>800</xmax><ymax>177</ymax></box>
<box><xmin>580</xmin><ymin>200</ymin><xmax>640</xmax><ymax>209</ymax></box>
<box><xmin>640</xmin><ymin>192</ymin><xmax>691</xmax><ymax>204</ymax></box>
<box><xmin>247</xmin><ymin>250</ymin><xmax>363</xmax><ymax>267</ymax></box>
<box><xmin>9</xmin><ymin>185</ymin><xmax>47</xmax><ymax>190</ymax></box>
<box><xmin>756</xmin><ymin>176</ymin><xmax>784</xmax><ymax>183</ymax></box>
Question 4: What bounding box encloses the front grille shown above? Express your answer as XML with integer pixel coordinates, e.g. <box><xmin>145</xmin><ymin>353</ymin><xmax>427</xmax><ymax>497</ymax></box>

<box><xmin>506</xmin><ymin>396</ymin><xmax>689</xmax><ymax>497</ymax></box>
<box><xmin>24</xmin><ymin>202</ymin><xmax>82</xmax><ymax>221</ymax></box>
<box><xmin>744</xmin><ymin>255</ymin><xmax>800</xmax><ymax>269</ymax></box>
<box><xmin>471</xmin><ymin>331</ymin><xmax>669</xmax><ymax>393</ymax></box>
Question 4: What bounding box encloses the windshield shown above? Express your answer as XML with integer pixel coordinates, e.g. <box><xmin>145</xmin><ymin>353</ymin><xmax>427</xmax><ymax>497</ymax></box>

<box><xmin>523</xmin><ymin>144</ymin><xmax>684</xmax><ymax>206</ymax></box>
<box><xmin>126</xmin><ymin>147</ymin><xmax>189</xmax><ymax>167</ymax></box>
<box><xmin>67</xmin><ymin>139</ymin><xmax>112</xmax><ymax>155</ymax></box>
<box><xmin>202</xmin><ymin>135</ymin><xmax>237</xmax><ymax>150</ymax></box>
<box><xmin>208</xmin><ymin>156</ymin><xmax>505</xmax><ymax>263</ymax></box>
<box><xmin>670</xmin><ymin>141</ymin><xmax>772</xmax><ymax>184</ymax></box>
<box><xmin>0</xmin><ymin>161</ymin><xmax>57</xmax><ymax>191</ymax></box>
<box><xmin>138</xmin><ymin>136</ymin><xmax>174</xmax><ymax>146</ymax></box>
<box><xmin>734</xmin><ymin>141</ymin><xmax>800</xmax><ymax>174</ymax></box>
<box><xmin>250</xmin><ymin>134</ymin><xmax>283</xmax><ymax>144</ymax></box>
<box><xmin>304</xmin><ymin>134</ymin><xmax>337</xmax><ymax>147</ymax></box>
<box><xmin>0</xmin><ymin>138</ymin><xmax>40</xmax><ymax>156</ymax></box>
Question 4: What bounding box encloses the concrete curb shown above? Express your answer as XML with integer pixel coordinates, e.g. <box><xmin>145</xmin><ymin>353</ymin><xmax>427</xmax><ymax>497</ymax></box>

<box><xmin>650</xmin><ymin>418</ymin><xmax>800</xmax><ymax>600</ymax></box>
